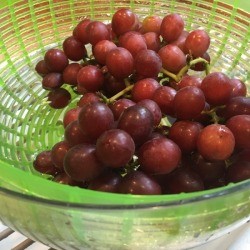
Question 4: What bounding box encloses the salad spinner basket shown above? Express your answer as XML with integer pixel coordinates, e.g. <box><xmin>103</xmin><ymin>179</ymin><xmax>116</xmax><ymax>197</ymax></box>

<box><xmin>0</xmin><ymin>0</ymin><xmax>249</xmax><ymax>249</ymax></box>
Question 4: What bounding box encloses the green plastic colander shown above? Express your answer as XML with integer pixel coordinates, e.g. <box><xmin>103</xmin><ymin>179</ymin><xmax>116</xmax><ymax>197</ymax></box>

<box><xmin>0</xmin><ymin>0</ymin><xmax>249</xmax><ymax>249</ymax></box>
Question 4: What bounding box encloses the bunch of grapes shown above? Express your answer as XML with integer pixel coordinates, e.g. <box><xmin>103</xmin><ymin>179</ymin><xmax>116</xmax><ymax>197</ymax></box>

<box><xmin>34</xmin><ymin>8</ymin><xmax>250</xmax><ymax>195</ymax></box>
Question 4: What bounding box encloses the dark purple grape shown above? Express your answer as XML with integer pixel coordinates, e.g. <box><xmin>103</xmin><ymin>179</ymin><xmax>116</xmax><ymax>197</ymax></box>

<box><xmin>88</xmin><ymin>170</ymin><xmax>122</xmax><ymax>193</ymax></box>
<box><xmin>44</xmin><ymin>48</ymin><xmax>69</xmax><ymax>73</ymax></box>
<box><xmin>117</xmin><ymin>104</ymin><xmax>154</xmax><ymax>145</ymax></box>
<box><xmin>33</xmin><ymin>150</ymin><xmax>58</xmax><ymax>175</ymax></box>
<box><xmin>35</xmin><ymin>60</ymin><xmax>50</xmax><ymax>76</ymax></box>
<box><xmin>42</xmin><ymin>73</ymin><xmax>63</xmax><ymax>90</ymax></box>
<box><xmin>226</xmin><ymin>161</ymin><xmax>250</xmax><ymax>183</ymax></box>
<box><xmin>53</xmin><ymin>172</ymin><xmax>85</xmax><ymax>187</ymax></box>
<box><xmin>64</xmin><ymin>144</ymin><xmax>104</xmax><ymax>182</ymax></box>
<box><xmin>166</xmin><ymin>168</ymin><xmax>204</xmax><ymax>194</ymax></box>
<box><xmin>47</xmin><ymin>88</ymin><xmax>71</xmax><ymax>109</ymax></box>
<box><xmin>118</xmin><ymin>170</ymin><xmax>162</xmax><ymax>195</ymax></box>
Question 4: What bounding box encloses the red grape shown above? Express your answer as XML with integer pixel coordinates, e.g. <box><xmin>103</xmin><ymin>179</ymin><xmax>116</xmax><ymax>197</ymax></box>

<box><xmin>201</xmin><ymin>72</ymin><xmax>232</xmax><ymax>106</ymax></box>
<box><xmin>141</xmin><ymin>15</ymin><xmax>162</xmax><ymax>34</ymax></box>
<box><xmin>78</xmin><ymin>102</ymin><xmax>114</xmax><ymax>140</ymax></box>
<box><xmin>77</xmin><ymin>92</ymin><xmax>100</xmax><ymax>107</ymax></box>
<box><xmin>63</xmin><ymin>107</ymin><xmax>81</xmax><ymax>128</ymax></box>
<box><xmin>131</xmin><ymin>78</ymin><xmax>160</xmax><ymax>102</ymax></box>
<box><xmin>117</xmin><ymin>104</ymin><xmax>154</xmax><ymax>146</ymax></box>
<box><xmin>143</xmin><ymin>32</ymin><xmax>161</xmax><ymax>52</ymax></box>
<box><xmin>109</xmin><ymin>98</ymin><xmax>135</xmax><ymax>120</ymax></box>
<box><xmin>44</xmin><ymin>48</ymin><xmax>69</xmax><ymax>73</ymax></box>
<box><xmin>177</xmin><ymin>75</ymin><xmax>202</xmax><ymax>90</ymax></box>
<box><xmin>197</xmin><ymin>124</ymin><xmax>235</xmax><ymax>161</ymax></box>
<box><xmin>118</xmin><ymin>170</ymin><xmax>162</xmax><ymax>195</ymax></box>
<box><xmin>111</xmin><ymin>8</ymin><xmax>139</xmax><ymax>36</ymax></box>
<box><xmin>226</xmin><ymin>161</ymin><xmax>250</xmax><ymax>183</ymax></box>
<box><xmin>168</xmin><ymin>120</ymin><xmax>203</xmax><ymax>153</ymax></box>
<box><xmin>64</xmin><ymin>144</ymin><xmax>104</xmax><ymax>182</ymax></box>
<box><xmin>106</xmin><ymin>47</ymin><xmax>134</xmax><ymax>79</ymax></box>
<box><xmin>158</xmin><ymin>44</ymin><xmax>186</xmax><ymax>73</ymax></box>
<box><xmin>73</xmin><ymin>18</ymin><xmax>92</xmax><ymax>44</ymax></box>
<box><xmin>173</xmin><ymin>86</ymin><xmax>205</xmax><ymax>120</ymax></box>
<box><xmin>160</xmin><ymin>13</ymin><xmax>184</xmax><ymax>43</ymax></box>
<box><xmin>229</xmin><ymin>78</ymin><xmax>247</xmax><ymax>98</ymax></box>
<box><xmin>63</xmin><ymin>63</ymin><xmax>82</xmax><ymax>86</ymax></box>
<box><xmin>35</xmin><ymin>60</ymin><xmax>50</xmax><ymax>76</ymax></box>
<box><xmin>184</xmin><ymin>29</ymin><xmax>210</xmax><ymax>57</ymax></box>
<box><xmin>63</xmin><ymin>36</ymin><xmax>87</xmax><ymax>61</ymax></box>
<box><xmin>226</xmin><ymin>115</ymin><xmax>250</xmax><ymax>149</ymax></box>
<box><xmin>152</xmin><ymin>86</ymin><xmax>177</xmax><ymax>116</ymax></box>
<box><xmin>42</xmin><ymin>73</ymin><xmax>63</xmax><ymax>90</ymax></box>
<box><xmin>96</xmin><ymin>129</ymin><xmax>135</xmax><ymax>168</ymax></box>
<box><xmin>138</xmin><ymin>137</ymin><xmax>181</xmax><ymax>175</ymax></box>
<box><xmin>77</xmin><ymin>65</ymin><xmax>104</xmax><ymax>92</ymax></box>
<box><xmin>134</xmin><ymin>49</ymin><xmax>162</xmax><ymax>78</ymax></box>
<box><xmin>93</xmin><ymin>40</ymin><xmax>117</xmax><ymax>65</ymax></box>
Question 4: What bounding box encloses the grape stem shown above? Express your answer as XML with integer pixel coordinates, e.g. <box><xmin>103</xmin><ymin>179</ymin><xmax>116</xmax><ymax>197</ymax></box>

<box><xmin>160</xmin><ymin>57</ymin><xmax>210</xmax><ymax>82</ymax></box>
<box><xmin>108</xmin><ymin>84</ymin><xmax>134</xmax><ymax>103</ymax></box>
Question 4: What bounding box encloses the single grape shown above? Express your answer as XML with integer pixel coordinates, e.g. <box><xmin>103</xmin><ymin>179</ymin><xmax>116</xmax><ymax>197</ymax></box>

<box><xmin>229</xmin><ymin>78</ymin><xmax>247</xmax><ymax>98</ymax></box>
<box><xmin>160</xmin><ymin>13</ymin><xmax>184</xmax><ymax>43</ymax></box>
<box><xmin>96</xmin><ymin>129</ymin><xmax>135</xmax><ymax>168</ymax></box>
<box><xmin>44</xmin><ymin>48</ymin><xmax>69</xmax><ymax>73</ymax></box>
<box><xmin>73</xmin><ymin>18</ymin><xmax>92</xmax><ymax>44</ymax></box>
<box><xmin>225</xmin><ymin>115</ymin><xmax>250</xmax><ymax>150</ymax></box>
<box><xmin>138</xmin><ymin>137</ymin><xmax>181</xmax><ymax>175</ymax></box>
<box><xmin>63</xmin><ymin>63</ymin><xmax>82</xmax><ymax>86</ymax></box>
<box><xmin>78</xmin><ymin>102</ymin><xmax>114</xmax><ymax>140</ymax></box>
<box><xmin>64</xmin><ymin>144</ymin><xmax>104</xmax><ymax>182</ymax></box>
<box><xmin>141</xmin><ymin>15</ymin><xmax>162</xmax><ymax>34</ymax></box>
<box><xmin>197</xmin><ymin>124</ymin><xmax>235</xmax><ymax>161</ymax></box>
<box><xmin>77</xmin><ymin>92</ymin><xmax>100</xmax><ymax>107</ymax></box>
<box><xmin>177</xmin><ymin>75</ymin><xmax>202</xmax><ymax>90</ymax></box>
<box><xmin>51</xmin><ymin>140</ymin><xmax>71</xmax><ymax>171</ymax></box>
<box><xmin>152</xmin><ymin>86</ymin><xmax>177</xmax><ymax>116</ymax></box>
<box><xmin>102</xmin><ymin>74</ymin><xmax>126</xmax><ymax>97</ymax></box>
<box><xmin>77</xmin><ymin>65</ymin><xmax>104</xmax><ymax>92</ymax></box>
<box><xmin>193</xmin><ymin>154</ymin><xmax>226</xmax><ymax>183</ymax></box>
<box><xmin>42</xmin><ymin>73</ymin><xmax>63</xmax><ymax>90</ymax></box>
<box><xmin>119</xmin><ymin>31</ymin><xmax>147</xmax><ymax>58</ymax></box>
<box><xmin>223</xmin><ymin>96</ymin><xmax>250</xmax><ymax>119</ymax></box>
<box><xmin>226</xmin><ymin>161</ymin><xmax>250</xmax><ymax>183</ymax></box>
<box><xmin>137</xmin><ymin>99</ymin><xmax>162</xmax><ymax>127</ymax></box>
<box><xmin>53</xmin><ymin>172</ymin><xmax>85</xmax><ymax>187</ymax></box>
<box><xmin>64</xmin><ymin>120</ymin><xmax>94</xmax><ymax>146</ymax></box>
<box><xmin>88</xmin><ymin>170</ymin><xmax>122</xmax><ymax>193</ymax></box>
<box><xmin>33</xmin><ymin>150</ymin><xmax>58</xmax><ymax>175</ymax></box>
<box><xmin>173</xmin><ymin>86</ymin><xmax>206</xmax><ymax>120</ymax></box>
<box><xmin>184</xmin><ymin>29</ymin><xmax>210</xmax><ymax>57</ymax></box>
<box><xmin>166</xmin><ymin>167</ymin><xmax>204</xmax><ymax>194</ymax></box>
<box><xmin>168</xmin><ymin>120</ymin><xmax>203</xmax><ymax>153</ymax></box>
<box><xmin>109</xmin><ymin>98</ymin><xmax>135</xmax><ymax>120</ymax></box>
<box><xmin>93</xmin><ymin>40</ymin><xmax>117</xmax><ymax>65</ymax></box>
<box><xmin>35</xmin><ymin>60</ymin><xmax>50</xmax><ymax>76</ymax></box>
<box><xmin>118</xmin><ymin>170</ymin><xmax>162</xmax><ymax>195</ymax></box>
<box><xmin>106</xmin><ymin>47</ymin><xmax>134</xmax><ymax>80</ymax></box>
<box><xmin>86</xmin><ymin>21</ymin><xmax>110</xmax><ymax>46</ymax></box>
<box><xmin>143</xmin><ymin>32</ymin><xmax>161</xmax><ymax>52</ymax></box>
<box><xmin>117</xmin><ymin>104</ymin><xmax>154</xmax><ymax>145</ymax></box>
<box><xmin>111</xmin><ymin>8</ymin><xmax>139</xmax><ymax>36</ymax></box>
<box><xmin>131</xmin><ymin>78</ymin><xmax>160</xmax><ymax>102</ymax></box>
<box><xmin>63</xmin><ymin>36</ymin><xmax>87</xmax><ymax>61</ymax></box>
<box><xmin>134</xmin><ymin>49</ymin><xmax>162</xmax><ymax>78</ymax></box>
<box><xmin>47</xmin><ymin>88</ymin><xmax>71</xmax><ymax>109</ymax></box>
<box><xmin>158</xmin><ymin>44</ymin><xmax>186</xmax><ymax>73</ymax></box>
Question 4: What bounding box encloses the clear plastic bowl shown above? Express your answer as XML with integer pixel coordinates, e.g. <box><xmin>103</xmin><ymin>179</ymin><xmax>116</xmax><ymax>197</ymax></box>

<box><xmin>0</xmin><ymin>0</ymin><xmax>249</xmax><ymax>249</ymax></box>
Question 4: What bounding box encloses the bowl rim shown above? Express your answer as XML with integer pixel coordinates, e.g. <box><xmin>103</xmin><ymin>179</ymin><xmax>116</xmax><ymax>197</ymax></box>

<box><xmin>0</xmin><ymin>179</ymin><xmax>249</xmax><ymax>210</ymax></box>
